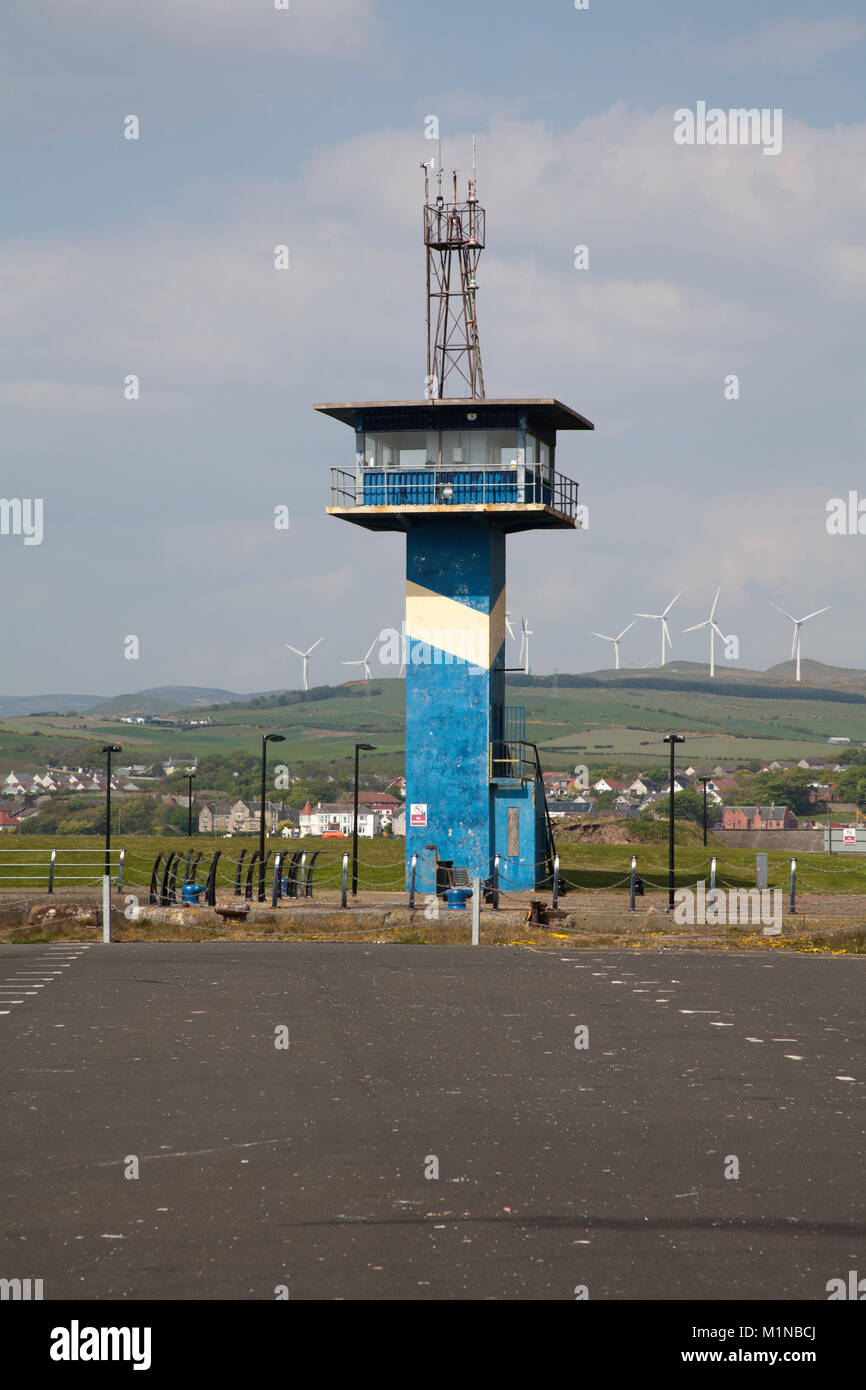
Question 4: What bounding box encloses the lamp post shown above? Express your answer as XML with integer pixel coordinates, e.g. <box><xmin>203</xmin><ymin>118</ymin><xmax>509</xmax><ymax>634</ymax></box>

<box><xmin>663</xmin><ymin>734</ymin><xmax>685</xmax><ymax>910</ymax></box>
<box><xmin>187</xmin><ymin>770</ymin><xmax>195</xmax><ymax>838</ymax></box>
<box><xmin>102</xmin><ymin>744</ymin><xmax>122</xmax><ymax>881</ymax></box>
<box><xmin>699</xmin><ymin>775</ymin><xmax>709</xmax><ymax>846</ymax></box>
<box><xmin>352</xmin><ymin>742</ymin><xmax>377</xmax><ymax>896</ymax></box>
<box><xmin>259</xmin><ymin>734</ymin><xmax>285</xmax><ymax>901</ymax></box>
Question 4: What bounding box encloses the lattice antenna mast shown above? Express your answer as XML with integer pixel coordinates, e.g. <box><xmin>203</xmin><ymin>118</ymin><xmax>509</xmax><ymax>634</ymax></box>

<box><xmin>422</xmin><ymin>135</ymin><xmax>485</xmax><ymax>399</ymax></box>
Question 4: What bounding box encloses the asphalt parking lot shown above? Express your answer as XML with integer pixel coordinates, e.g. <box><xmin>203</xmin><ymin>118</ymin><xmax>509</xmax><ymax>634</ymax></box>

<box><xmin>1</xmin><ymin>943</ymin><xmax>863</xmax><ymax>1299</ymax></box>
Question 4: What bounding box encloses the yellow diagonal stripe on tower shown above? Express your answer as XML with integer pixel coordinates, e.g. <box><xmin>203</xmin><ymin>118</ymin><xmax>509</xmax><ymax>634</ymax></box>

<box><xmin>405</xmin><ymin>582</ymin><xmax>505</xmax><ymax>668</ymax></box>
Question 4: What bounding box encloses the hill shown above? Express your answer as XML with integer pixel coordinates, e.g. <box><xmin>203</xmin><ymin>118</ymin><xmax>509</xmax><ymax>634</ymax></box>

<box><xmin>0</xmin><ymin>695</ymin><xmax>104</xmax><ymax>718</ymax></box>
<box><xmin>1</xmin><ymin>664</ymin><xmax>864</xmax><ymax>780</ymax></box>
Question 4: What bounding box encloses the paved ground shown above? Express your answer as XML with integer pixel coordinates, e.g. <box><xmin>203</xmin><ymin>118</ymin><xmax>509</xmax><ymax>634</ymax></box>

<box><xmin>0</xmin><ymin>943</ymin><xmax>863</xmax><ymax>1300</ymax></box>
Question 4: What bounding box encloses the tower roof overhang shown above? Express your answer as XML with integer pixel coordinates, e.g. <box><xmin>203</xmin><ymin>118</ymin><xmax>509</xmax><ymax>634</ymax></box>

<box><xmin>314</xmin><ymin>398</ymin><xmax>594</xmax><ymax>431</ymax></box>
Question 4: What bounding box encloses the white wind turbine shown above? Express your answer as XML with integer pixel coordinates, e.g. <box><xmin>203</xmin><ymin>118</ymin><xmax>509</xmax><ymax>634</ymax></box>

<box><xmin>591</xmin><ymin>620</ymin><xmax>634</xmax><ymax>671</ymax></box>
<box><xmin>284</xmin><ymin>637</ymin><xmax>323</xmax><ymax>691</ymax></box>
<box><xmin>770</xmin><ymin>602</ymin><xmax>830</xmax><ymax>682</ymax></box>
<box><xmin>634</xmin><ymin>591</ymin><xmax>682</xmax><ymax>667</ymax></box>
<box><xmin>505</xmin><ymin>611</ymin><xmax>516</xmax><ymax>642</ymax></box>
<box><xmin>682</xmin><ymin>589</ymin><xmax>727</xmax><ymax>678</ymax></box>
<box><xmin>343</xmin><ymin>635</ymin><xmax>378</xmax><ymax>682</ymax></box>
<box><xmin>519</xmin><ymin>617</ymin><xmax>533</xmax><ymax>674</ymax></box>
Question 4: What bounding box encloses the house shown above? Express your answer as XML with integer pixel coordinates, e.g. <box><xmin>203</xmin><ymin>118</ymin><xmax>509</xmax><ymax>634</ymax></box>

<box><xmin>721</xmin><ymin>805</ymin><xmax>798</xmax><ymax>831</ymax></box>
<box><xmin>357</xmin><ymin>790</ymin><xmax>401</xmax><ymax>813</ymax></box>
<box><xmin>200</xmin><ymin>802</ymin><xmax>232</xmax><ymax>833</ymax></box>
<box><xmin>627</xmin><ymin>776</ymin><xmax>659</xmax><ymax>798</ymax></box>
<box><xmin>0</xmin><ymin>809</ymin><xmax>20</xmax><ymax>832</ymax></box>
<box><xmin>298</xmin><ymin>801</ymin><xmax>382</xmax><ymax>837</ymax></box>
<box><xmin>198</xmin><ymin>800</ymin><xmax>281</xmax><ymax>835</ymax></box>
<box><xmin>591</xmin><ymin>777</ymin><xmax>626</xmax><ymax>793</ymax></box>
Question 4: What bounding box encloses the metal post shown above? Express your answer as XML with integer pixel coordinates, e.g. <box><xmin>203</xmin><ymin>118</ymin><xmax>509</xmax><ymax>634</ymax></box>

<box><xmin>353</xmin><ymin>745</ymin><xmax>358</xmax><ymax>895</ymax></box>
<box><xmin>668</xmin><ymin>741</ymin><xmax>675</xmax><ymax>908</ymax></box>
<box><xmin>102</xmin><ymin>744</ymin><xmax>121</xmax><ymax>880</ymax></box>
<box><xmin>48</xmin><ymin>847</ymin><xmax>56</xmax><ymax>895</ymax></box>
<box><xmin>663</xmin><ymin>733</ymin><xmax>684</xmax><ymax>910</ymax></box>
<box><xmin>102</xmin><ymin>875</ymin><xmax>111</xmax><ymax>943</ymax></box>
<box><xmin>408</xmin><ymin>853</ymin><xmax>417</xmax><ymax>909</ymax></box>
<box><xmin>351</xmin><ymin>742</ymin><xmax>376</xmax><ymax>897</ymax></box>
<box><xmin>789</xmin><ymin>857</ymin><xmax>796</xmax><ymax>913</ymax></box>
<box><xmin>492</xmin><ymin>853</ymin><xmax>500</xmax><ymax>909</ymax></box>
<box><xmin>187</xmin><ymin>772</ymin><xmax>194</xmax><ymax>839</ymax></box>
<box><xmin>299</xmin><ymin>852</ymin><xmax>307</xmax><ymax>898</ymax></box>
<box><xmin>709</xmin><ymin>855</ymin><xmax>717</xmax><ymax>907</ymax></box>
<box><xmin>629</xmin><ymin>854</ymin><xmax>636</xmax><ymax>912</ymax></box>
<box><xmin>234</xmin><ymin>849</ymin><xmax>246</xmax><ymax>897</ymax></box>
<box><xmin>701</xmin><ymin>777</ymin><xmax>708</xmax><ymax>846</ymax></box>
<box><xmin>259</xmin><ymin>738</ymin><xmax>267</xmax><ymax>903</ymax></box>
<box><xmin>341</xmin><ymin>853</ymin><xmax>348</xmax><ymax>908</ymax></box>
<box><xmin>271</xmin><ymin>851</ymin><xmax>284</xmax><ymax>908</ymax></box>
<box><xmin>117</xmin><ymin>848</ymin><xmax>125</xmax><ymax>892</ymax></box>
<box><xmin>471</xmin><ymin>875</ymin><xmax>480</xmax><ymax>945</ymax></box>
<box><xmin>552</xmin><ymin>854</ymin><xmax>560</xmax><ymax>909</ymax></box>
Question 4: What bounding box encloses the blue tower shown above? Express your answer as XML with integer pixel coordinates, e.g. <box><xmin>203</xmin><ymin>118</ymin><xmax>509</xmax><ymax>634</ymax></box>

<box><xmin>316</xmin><ymin>160</ymin><xmax>593</xmax><ymax>893</ymax></box>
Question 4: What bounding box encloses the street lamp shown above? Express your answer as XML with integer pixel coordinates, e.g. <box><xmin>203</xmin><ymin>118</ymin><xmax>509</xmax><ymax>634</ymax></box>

<box><xmin>699</xmin><ymin>775</ymin><xmax>710</xmax><ymax>846</ymax></box>
<box><xmin>259</xmin><ymin>734</ymin><xmax>285</xmax><ymax>901</ymax></box>
<box><xmin>102</xmin><ymin>744</ymin><xmax>122</xmax><ymax>881</ymax></box>
<box><xmin>352</xmin><ymin>742</ymin><xmax>377</xmax><ymax>896</ymax></box>
<box><xmin>187</xmin><ymin>769</ymin><xmax>195</xmax><ymax>838</ymax></box>
<box><xmin>663</xmin><ymin>734</ymin><xmax>685</xmax><ymax>910</ymax></box>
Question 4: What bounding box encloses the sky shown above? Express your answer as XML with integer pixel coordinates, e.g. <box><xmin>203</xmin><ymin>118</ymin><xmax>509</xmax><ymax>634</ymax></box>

<box><xmin>2</xmin><ymin>0</ymin><xmax>865</xmax><ymax>696</ymax></box>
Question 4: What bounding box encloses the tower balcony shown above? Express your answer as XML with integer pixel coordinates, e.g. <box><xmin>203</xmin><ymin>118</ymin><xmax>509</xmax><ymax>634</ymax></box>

<box><xmin>328</xmin><ymin>463</ymin><xmax>580</xmax><ymax>531</ymax></box>
<box><xmin>317</xmin><ymin>398</ymin><xmax>593</xmax><ymax>533</ymax></box>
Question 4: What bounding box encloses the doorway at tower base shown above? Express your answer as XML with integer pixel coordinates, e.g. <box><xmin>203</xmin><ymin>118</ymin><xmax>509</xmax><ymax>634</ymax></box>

<box><xmin>406</xmin><ymin>781</ymin><xmax>547</xmax><ymax>895</ymax></box>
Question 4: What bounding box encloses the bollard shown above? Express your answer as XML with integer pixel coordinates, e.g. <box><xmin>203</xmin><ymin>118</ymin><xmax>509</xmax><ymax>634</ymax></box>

<box><xmin>471</xmin><ymin>875</ymin><xmax>480</xmax><ymax>945</ymax></box>
<box><xmin>629</xmin><ymin>855</ymin><xmax>636</xmax><ymax>912</ymax></box>
<box><xmin>789</xmin><ymin>857</ymin><xmax>796</xmax><ymax>913</ymax></box>
<box><xmin>341</xmin><ymin>852</ymin><xmax>348</xmax><ymax>908</ymax></box>
<box><xmin>48</xmin><ymin>847</ymin><xmax>56</xmax><ymax>895</ymax></box>
<box><xmin>756</xmin><ymin>853</ymin><xmax>768</xmax><ymax>891</ymax></box>
<box><xmin>271</xmin><ymin>852</ymin><xmax>284</xmax><ymax>908</ymax></box>
<box><xmin>102</xmin><ymin>875</ymin><xmax>111</xmax><ymax>944</ymax></box>
<box><xmin>492</xmin><ymin>853</ymin><xmax>500</xmax><ymax>910</ymax></box>
<box><xmin>117</xmin><ymin>848</ymin><xmax>125</xmax><ymax>893</ymax></box>
<box><xmin>709</xmin><ymin>855</ymin><xmax>717</xmax><ymax>907</ymax></box>
<box><xmin>552</xmin><ymin>854</ymin><xmax>560</xmax><ymax>909</ymax></box>
<box><xmin>408</xmin><ymin>853</ymin><xmax>417</xmax><ymax>909</ymax></box>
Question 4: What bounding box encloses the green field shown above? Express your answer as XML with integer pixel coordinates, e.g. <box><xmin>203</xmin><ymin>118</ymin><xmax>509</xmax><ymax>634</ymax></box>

<box><xmin>2</xmin><ymin>832</ymin><xmax>865</xmax><ymax>897</ymax></box>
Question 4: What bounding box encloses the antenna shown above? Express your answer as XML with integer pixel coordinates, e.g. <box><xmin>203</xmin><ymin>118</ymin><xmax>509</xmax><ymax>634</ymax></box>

<box><xmin>423</xmin><ymin>137</ymin><xmax>485</xmax><ymax>399</ymax></box>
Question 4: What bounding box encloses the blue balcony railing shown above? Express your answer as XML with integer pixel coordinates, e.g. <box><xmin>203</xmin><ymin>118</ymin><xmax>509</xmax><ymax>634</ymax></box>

<box><xmin>330</xmin><ymin>465</ymin><xmax>578</xmax><ymax>519</ymax></box>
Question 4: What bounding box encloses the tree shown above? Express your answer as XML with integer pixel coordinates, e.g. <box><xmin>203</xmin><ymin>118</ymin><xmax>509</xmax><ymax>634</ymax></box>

<box><xmin>749</xmin><ymin>770</ymin><xmax>819</xmax><ymax>816</ymax></box>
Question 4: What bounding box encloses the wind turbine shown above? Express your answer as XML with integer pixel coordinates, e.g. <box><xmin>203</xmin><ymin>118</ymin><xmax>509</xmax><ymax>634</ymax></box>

<box><xmin>682</xmin><ymin>589</ymin><xmax>726</xmax><ymax>677</ymax></box>
<box><xmin>770</xmin><ymin>602</ymin><xmax>830</xmax><ymax>682</ymax></box>
<box><xmin>284</xmin><ymin>637</ymin><xmax>323</xmax><ymax>691</ymax></box>
<box><xmin>634</xmin><ymin>591</ymin><xmax>682</xmax><ymax>667</ymax></box>
<box><xmin>505</xmin><ymin>611</ymin><xmax>516</xmax><ymax>642</ymax></box>
<box><xmin>343</xmin><ymin>636</ymin><xmax>378</xmax><ymax>682</ymax></box>
<box><xmin>591</xmin><ymin>620</ymin><xmax>634</xmax><ymax>671</ymax></box>
<box><xmin>519</xmin><ymin>617</ymin><xmax>533</xmax><ymax>674</ymax></box>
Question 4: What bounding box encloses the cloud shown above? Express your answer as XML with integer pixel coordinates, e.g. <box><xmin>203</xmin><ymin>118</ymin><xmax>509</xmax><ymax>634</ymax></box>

<box><xmin>3</xmin><ymin>103</ymin><xmax>865</xmax><ymax>686</ymax></box>
<box><xmin>717</xmin><ymin>16</ymin><xmax>866</xmax><ymax>70</ymax></box>
<box><xmin>71</xmin><ymin>0</ymin><xmax>381</xmax><ymax>59</ymax></box>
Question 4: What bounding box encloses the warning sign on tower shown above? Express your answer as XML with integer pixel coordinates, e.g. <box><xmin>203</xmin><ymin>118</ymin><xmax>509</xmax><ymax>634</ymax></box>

<box><xmin>410</xmin><ymin>804</ymin><xmax>428</xmax><ymax>827</ymax></box>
